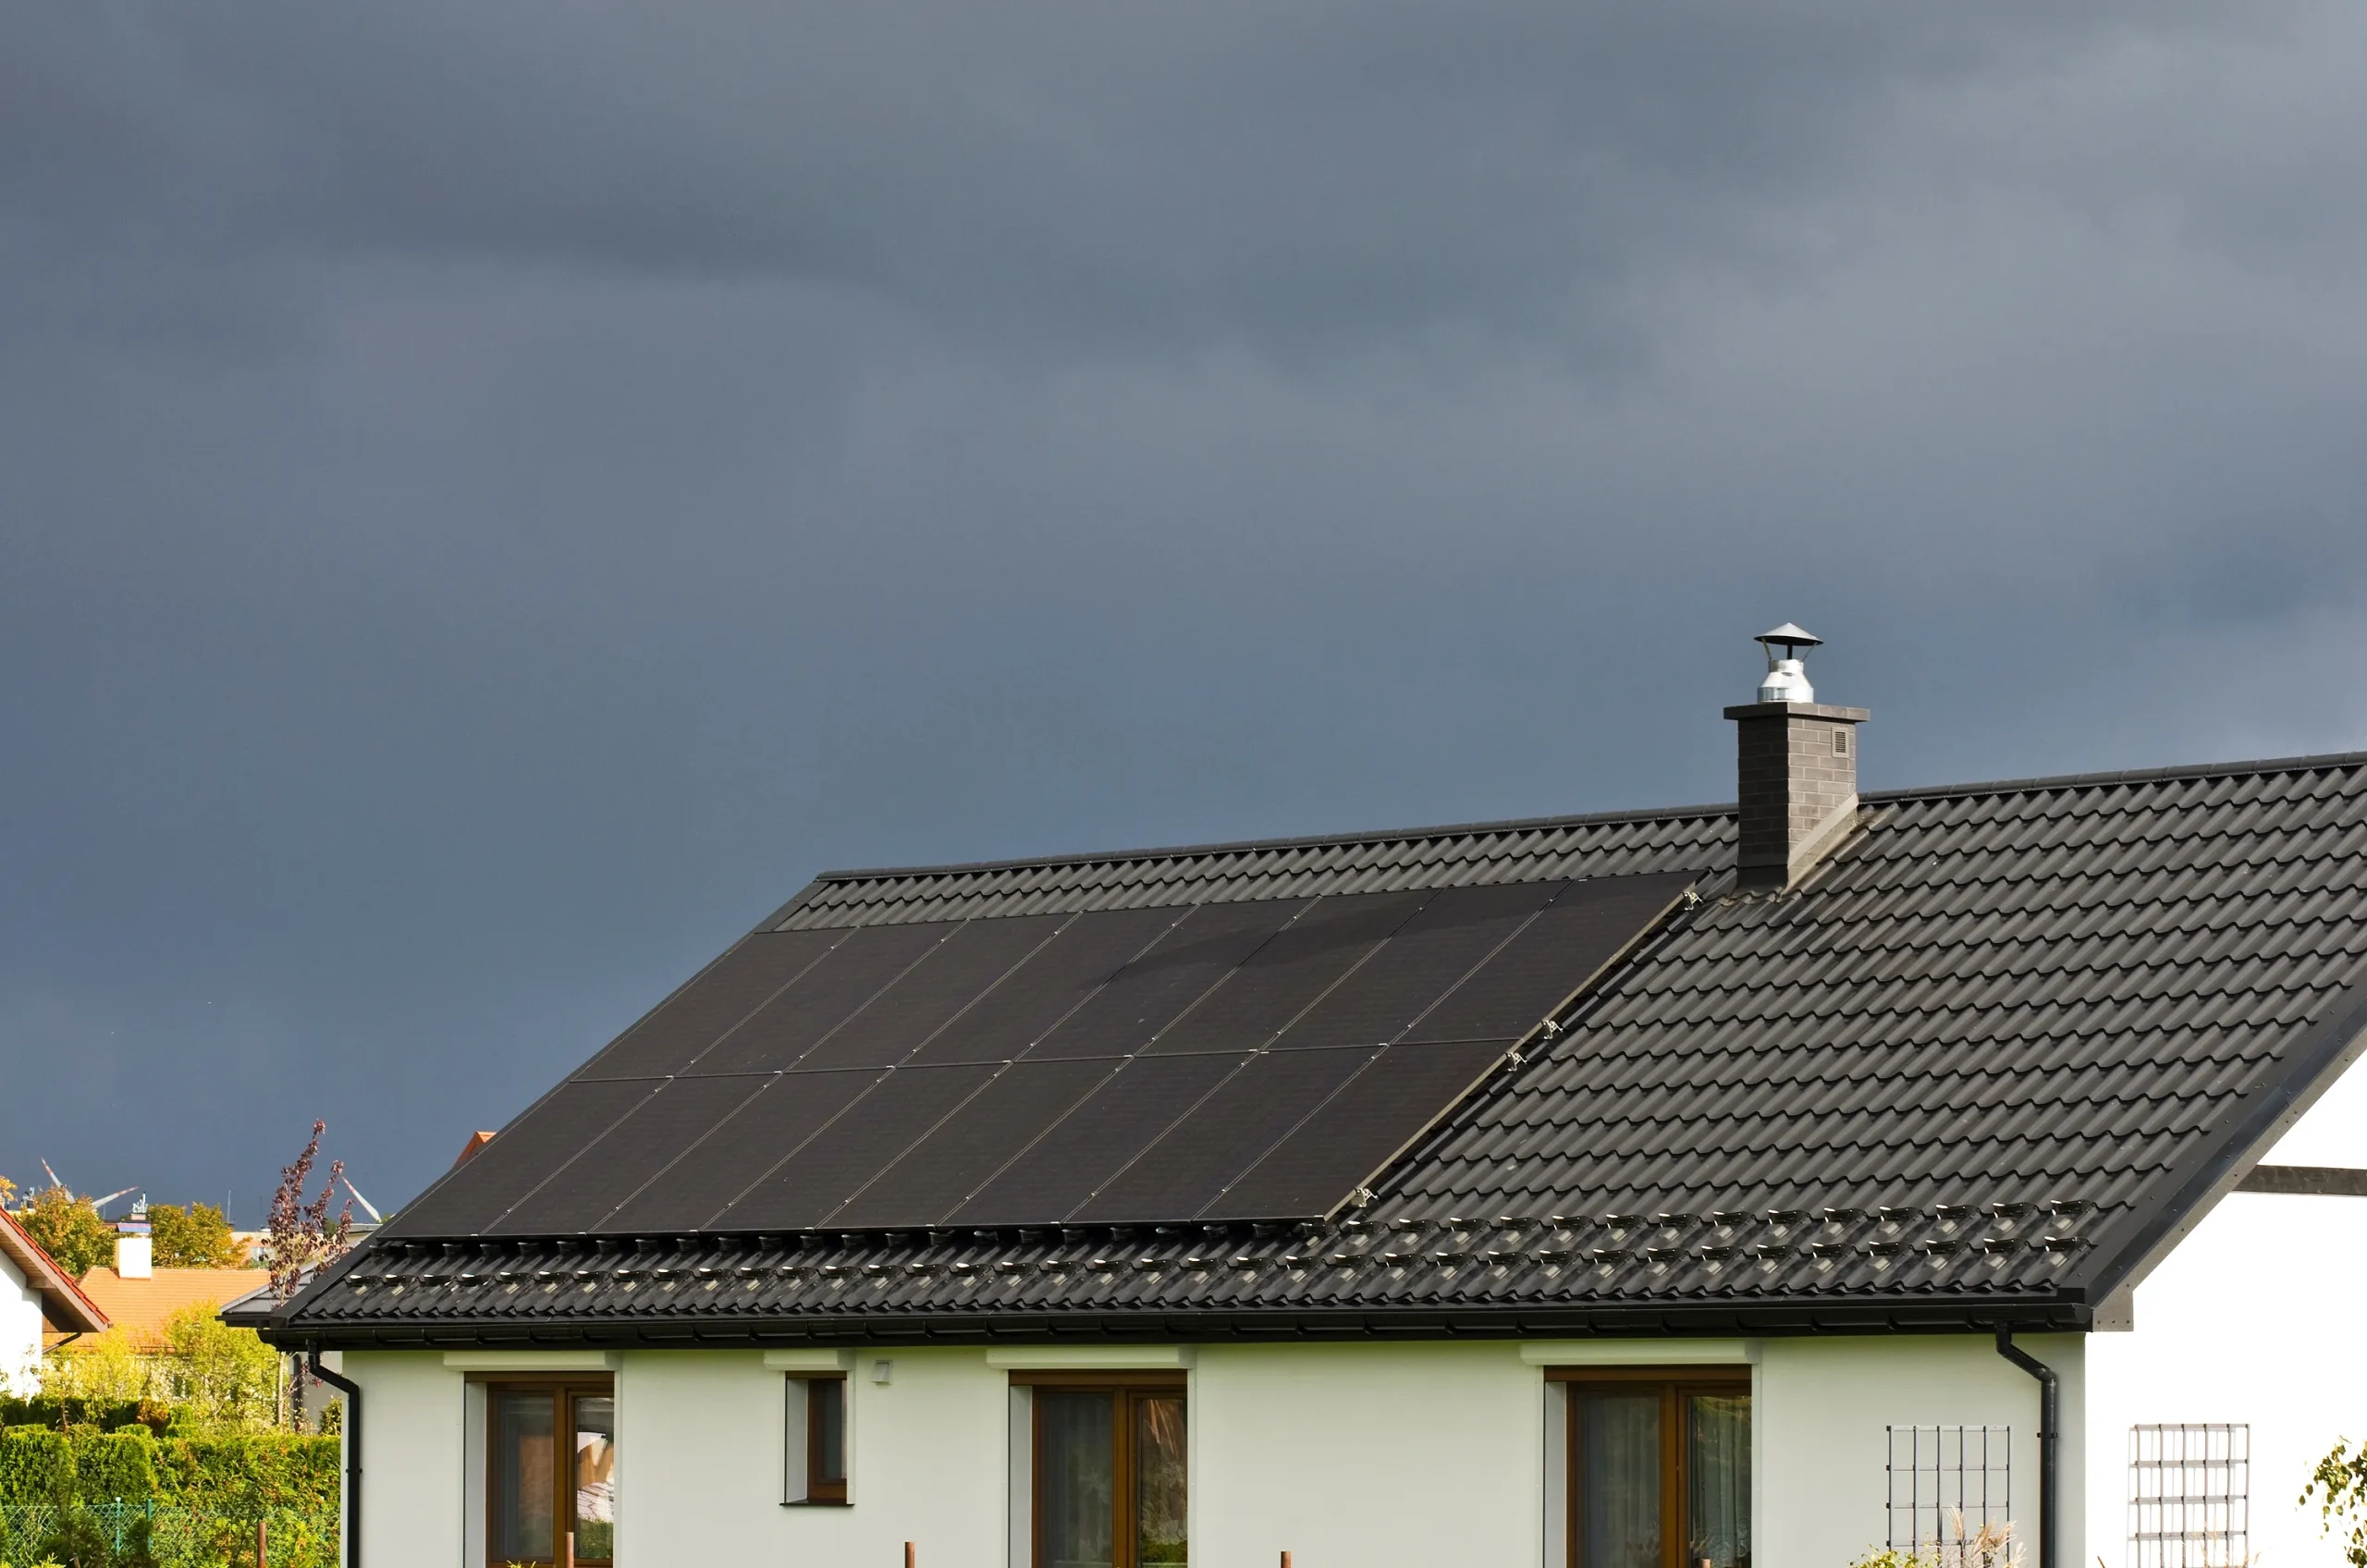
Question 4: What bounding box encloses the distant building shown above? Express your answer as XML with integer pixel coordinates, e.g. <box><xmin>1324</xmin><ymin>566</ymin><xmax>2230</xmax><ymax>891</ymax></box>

<box><xmin>0</xmin><ymin>1206</ymin><xmax>108</xmax><ymax>1393</ymax></box>
<box><xmin>71</xmin><ymin>1219</ymin><xmax>265</xmax><ymax>1352</ymax></box>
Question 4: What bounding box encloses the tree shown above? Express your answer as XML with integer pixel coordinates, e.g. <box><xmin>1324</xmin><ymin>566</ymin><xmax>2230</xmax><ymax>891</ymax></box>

<box><xmin>150</xmin><ymin>1201</ymin><xmax>244</xmax><ymax>1268</ymax></box>
<box><xmin>262</xmin><ymin>1120</ymin><xmax>352</xmax><ymax>1300</ymax></box>
<box><xmin>2305</xmin><ymin>1439</ymin><xmax>2367</xmax><ymax>1568</ymax></box>
<box><xmin>15</xmin><ymin>1183</ymin><xmax>116</xmax><ymax>1276</ymax></box>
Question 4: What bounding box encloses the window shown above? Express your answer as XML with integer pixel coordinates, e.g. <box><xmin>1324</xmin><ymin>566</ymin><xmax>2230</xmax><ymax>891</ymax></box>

<box><xmin>784</xmin><ymin>1374</ymin><xmax>852</xmax><ymax>1505</ymax></box>
<box><xmin>1015</xmin><ymin>1372</ymin><xmax>1187</xmax><ymax>1568</ymax></box>
<box><xmin>784</xmin><ymin>1374</ymin><xmax>850</xmax><ymax>1504</ymax></box>
<box><xmin>485</xmin><ymin>1379</ymin><xmax>615</xmax><ymax>1567</ymax></box>
<box><xmin>1886</xmin><ymin>1426</ymin><xmax>2012</xmax><ymax>1557</ymax></box>
<box><xmin>2130</xmin><ymin>1425</ymin><xmax>2248</xmax><ymax>1568</ymax></box>
<box><xmin>1557</xmin><ymin>1369</ymin><xmax>1749</xmax><ymax>1568</ymax></box>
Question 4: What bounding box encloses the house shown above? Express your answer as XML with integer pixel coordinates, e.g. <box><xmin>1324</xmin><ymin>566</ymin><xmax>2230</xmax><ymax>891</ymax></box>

<box><xmin>0</xmin><ymin>1204</ymin><xmax>108</xmax><ymax>1394</ymax></box>
<box><xmin>240</xmin><ymin>628</ymin><xmax>2367</xmax><ymax>1568</ymax></box>
<box><xmin>75</xmin><ymin>1218</ymin><xmax>269</xmax><ymax>1352</ymax></box>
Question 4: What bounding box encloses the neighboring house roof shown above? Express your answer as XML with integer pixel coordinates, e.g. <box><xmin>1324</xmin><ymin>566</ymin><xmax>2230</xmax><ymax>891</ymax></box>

<box><xmin>77</xmin><ymin>1268</ymin><xmax>270</xmax><ymax>1348</ymax></box>
<box><xmin>453</xmin><ymin>1132</ymin><xmax>497</xmax><ymax>1170</ymax></box>
<box><xmin>247</xmin><ymin>751</ymin><xmax>2367</xmax><ymax>1347</ymax></box>
<box><xmin>0</xmin><ymin>1208</ymin><xmax>110</xmax><ymax>1336</ymax></box>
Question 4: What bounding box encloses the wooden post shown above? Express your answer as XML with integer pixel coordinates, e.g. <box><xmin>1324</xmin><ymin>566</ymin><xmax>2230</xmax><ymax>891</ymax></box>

<box><xmin>1281</xmin><ymin>1553</ymin><xmax>1293</xmax><ymax>1568</ymax></box>
<box><xmin>904</xmin><ymin>1543</ymin><xmax>917</xmax><ymax>1567</ymax></box>
<box><xmin>255</xmin><ymin>1515</ymin><xmax>267</xmax><ymax>1568</ymax></box>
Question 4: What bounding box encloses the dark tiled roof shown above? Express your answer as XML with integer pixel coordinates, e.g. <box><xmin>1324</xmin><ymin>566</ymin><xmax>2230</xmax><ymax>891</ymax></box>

<box><xmin>258</xmin><ymin>753</ymin><xmax>2367</xmax><ymax>1345</ymax></box>
<box><xmin>771</xmin><ymin>806</ymin><xmax>1734</xmax><ymax>929</ymax></box>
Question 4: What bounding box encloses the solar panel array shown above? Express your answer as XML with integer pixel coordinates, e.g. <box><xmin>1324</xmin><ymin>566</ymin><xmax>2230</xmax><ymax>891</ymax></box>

<box><xmin>388</xmin><ymin>872</ymin><xmax>1695</xmax><ymax>1238</ymax></box>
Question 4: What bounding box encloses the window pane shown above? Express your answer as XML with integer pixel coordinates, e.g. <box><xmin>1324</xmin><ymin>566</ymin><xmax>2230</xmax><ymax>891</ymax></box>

<box><xmin>813</xmin><ymin>1378</ymin><xmax>847</xmax><ymax>1486</ymax></box>
<box><xmin>572</xmin><ymin>1393</ymin><xmax>616</xmax><ymax>1563</ymax></box>
<box><xmin>1135</xmin><ymin>1394</ymin><xmax>1188</xmax><ymax>1566</ymax></box>
<box><xmin>1577</xmin><ymin>1390</ymin><xmax>1662</xmax><ymax>1568</ymax></box>
<box><xmin>1688</xmin><ymin>1393</ymin><xmax>1750</xmax><ymax>1568</ymax></box>
<box><xmin>1039</xmin><ymin>1390</ymin><xmax>1116</xmax><ymax>1568</ymax></box>
<box><xmin>494</xmin><ymin>1390</ymin><xmax>557</xmax><ymax>1563</ymax></box>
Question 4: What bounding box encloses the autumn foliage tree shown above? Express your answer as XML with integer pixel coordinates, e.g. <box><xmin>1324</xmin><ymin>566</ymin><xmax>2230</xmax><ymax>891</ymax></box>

<box><xmin>262</xmin><ymin>1120</ymin><xmax>353</xmax><ymax>1301</ymax></box>
<box><xmin>14</xmin><ymin>1182</ymin><xmax>116</xmax><ymax>1276</ymax></box>
<box><xmin>150</xmin><ymin>1200</ymin><xmax>244</xmax><ymax>1268</ymax></box>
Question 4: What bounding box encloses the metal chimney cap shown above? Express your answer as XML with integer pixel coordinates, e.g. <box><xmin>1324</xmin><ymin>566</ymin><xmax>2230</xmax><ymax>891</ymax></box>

<box><xmin>1754</xmin><ymin>623</ymin><xmax>1822</xmax><ymax>656</ymax></box>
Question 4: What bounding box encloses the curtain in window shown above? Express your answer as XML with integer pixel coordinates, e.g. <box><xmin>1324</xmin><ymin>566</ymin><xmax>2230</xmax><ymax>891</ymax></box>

<box><xmin>1579</xmin><ymin>1390</ymin><xmax>1663</xmax><ymax>1568</ymax></box>
<box><xmin>1040</xmin><ymin>1391</ymin><xmax>1117</xmax><ymax>1568</ymax></box>
<box><xmin>1688</xmin><ymin>1393</ymin><xmax>1751</xmax><ymax>1568</ymax></box>
<box><xmin>494</xmin><ymin>1390</ymin><xmax>556</xmax><ymax>1563</ymax></box>
<box><xmin>574</xmin><ymin>1394</ymin><xmax>617</xmax><ymax>1563</ymax></box>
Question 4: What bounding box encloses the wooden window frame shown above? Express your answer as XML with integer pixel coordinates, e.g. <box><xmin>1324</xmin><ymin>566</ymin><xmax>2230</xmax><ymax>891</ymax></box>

<box><xmin>1552</xmin><ymin>1366</ymin><xmax>1750</xmax><ymax>1568</ymax></box>
<box><xmin>797</xmin><ymin>1373</ymin><xmax>850</xmax><ymax>1505</ymax></box>
<box><xmin>1014</xmin><ymin>1371</ymin><xmax>1187</xmax><ymax>1568</ymax></box>
<box><xmin>475</xmin><ymin>1375</ymin><xmax>617</xmax><ymax>1568</ymax></box>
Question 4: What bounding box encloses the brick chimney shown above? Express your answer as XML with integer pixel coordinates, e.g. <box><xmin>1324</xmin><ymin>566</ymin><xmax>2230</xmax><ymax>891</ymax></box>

<box><xmin>1724</xmin><ymin>625</ymin><xmax>1869</xmax><ymax>890</ymax></box>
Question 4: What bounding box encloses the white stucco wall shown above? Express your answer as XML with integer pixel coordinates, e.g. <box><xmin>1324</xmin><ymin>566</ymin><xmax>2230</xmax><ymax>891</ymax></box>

<box><xmin>347</xmin><ymin>1331</ymin><xmax>2080</xmax><ymax>1568</ymax></box>
<box><xmin>0</xmin><ymin>1248</ymin><xmax>43</xmax><ymax>1396</ymax></box>
<box><xmin>1762</xmin><ymin>1333</ymin><xmax>2083</xmax><ymax>1568</ymax></box>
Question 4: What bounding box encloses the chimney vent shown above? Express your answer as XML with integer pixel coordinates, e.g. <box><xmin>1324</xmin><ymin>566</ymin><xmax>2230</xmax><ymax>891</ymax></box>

<box><xmin>1725</xmin><ymin>625</ymin><xmax>1868</xmax><ymax>890</ymax></box>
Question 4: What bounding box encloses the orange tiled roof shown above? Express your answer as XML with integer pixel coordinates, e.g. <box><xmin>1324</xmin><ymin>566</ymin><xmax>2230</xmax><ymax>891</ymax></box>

<box><xmin>71</xmin><ymin>1268</ymin><xmax>271</xmax><ymax>1348</ymax></box>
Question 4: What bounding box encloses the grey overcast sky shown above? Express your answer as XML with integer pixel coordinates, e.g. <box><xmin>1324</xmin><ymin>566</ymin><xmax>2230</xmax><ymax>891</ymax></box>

<box><xmin>4</xmin><ymin>2</ymin><xmax>2365</xmax><ymax>1220</ymax></box>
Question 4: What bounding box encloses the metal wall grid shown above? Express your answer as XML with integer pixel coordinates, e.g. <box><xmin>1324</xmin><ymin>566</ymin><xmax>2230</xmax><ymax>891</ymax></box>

<box><xmin>1887</xmin><ymin>1426</ymin><xmax>2014</xmax><ymax>1553</ymax></box>
<box><xmin>2129</xmin><ymin>1424</ymin><xmax>2249</xmax><ymax>1568</ymax></box>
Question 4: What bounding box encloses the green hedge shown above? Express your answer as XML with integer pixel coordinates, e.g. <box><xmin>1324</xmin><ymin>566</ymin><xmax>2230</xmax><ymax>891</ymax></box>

<box><xmin>0</xmin><ymin>1423</ymin><xmax>339</xmax><ymax>1512</ymax></box>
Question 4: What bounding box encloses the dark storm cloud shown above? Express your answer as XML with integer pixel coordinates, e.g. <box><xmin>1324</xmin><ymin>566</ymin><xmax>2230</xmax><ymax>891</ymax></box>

<box><xmin>3</xmin><ymin>1</ymin><xmax>2364</xmax><ymax>1215</ymax></box>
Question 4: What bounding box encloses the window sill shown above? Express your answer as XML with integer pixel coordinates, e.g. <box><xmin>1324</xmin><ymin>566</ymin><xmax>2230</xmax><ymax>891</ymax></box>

<box><xmin>782</xmin><ymin>1498</ymin><xmax>852</xmax><ymax>1508</ymax></box>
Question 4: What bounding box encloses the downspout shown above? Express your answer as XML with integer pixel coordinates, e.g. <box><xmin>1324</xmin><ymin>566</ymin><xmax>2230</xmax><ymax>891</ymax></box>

<box><xmin>1994</xmin><ymin>1328</ymin><xmax>2056</xmax><ymax>1568</ymax></box>
<box><xmin>306</xmin><ymin>1342</ymin><xmax>362</xmax><ymax>1568</ymax></box>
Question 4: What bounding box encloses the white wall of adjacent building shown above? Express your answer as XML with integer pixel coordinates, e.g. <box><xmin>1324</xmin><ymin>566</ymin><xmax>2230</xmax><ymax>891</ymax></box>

<box><xmin>2084</xmin><ymin>1060</ymin><xmax>2367</xmax><ymax>1568</ymax></box>
<box><xmin>0</xmin><ymin>1247</ymin><xmax>43</xmax><ymax>1396</ymax></box>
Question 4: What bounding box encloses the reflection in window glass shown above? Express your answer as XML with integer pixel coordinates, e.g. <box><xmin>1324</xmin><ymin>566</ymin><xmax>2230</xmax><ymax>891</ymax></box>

<box><xmin>812</xmin><ymin>1378</ymin><xmax>847</xmax><ymax>1489</ymax></box>
<box><xmin>1040</xmin><ymin>1390</ymin><xmax>1116</xmax><ymax>1568</ymax></box>
<box><xmin>1577</xmin><ymin>1390</ymin><xmax>1662</xmax><ymax>1568</ymax></box>
<box><xmin>574</xmin><ymin>1394</ymin><xmax>616</xmax><ymax>1563</ymax></box>
<box><xmin>1136</xmin><ymin>1395</ymin><xmax>1188</xmax><ymax>1565</ymax></box>
<box><xmin>494</xmin><ymin>1390</ymin><xmax>557</xmax><ymax>1563</ymax></box>
<box><xmin>1688</xmin><ymin>1393</ymin><xmax>1751</xmax><ymax>1568</ymax></box>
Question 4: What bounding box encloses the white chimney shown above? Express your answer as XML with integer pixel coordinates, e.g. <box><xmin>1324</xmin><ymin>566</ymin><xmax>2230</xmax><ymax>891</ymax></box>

<box><xmin>116</xmin><ymin>1204</ymin><xmax>153</xmax><ymax>1279</ymax></box>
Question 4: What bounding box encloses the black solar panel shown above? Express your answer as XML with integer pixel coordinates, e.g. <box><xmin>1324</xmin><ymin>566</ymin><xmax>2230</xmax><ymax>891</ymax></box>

<box><xmin>901</xmin><ymin>905</ymin><xmax>1182</xmax><ymax>1066</ymax></box>
<box><xmin>950</xmin><ymin>1051</ymin><xmax>1248</xmax><ymax>1226</ymax></box>
<box><xmin>1403</xmin><ymin>872</ymin><xmax>1695</xmax><ymax>1043</ymax></box>
<box><xmin>576</xmin><ymin>930</ymin><xmax>842</xmax><ymax>1079</ymax></box>
<box><xmin>1074</xmin><ymin>1046</ymin><xmax>1379</xmax><ymax>1222</ymax></box>
<box><xmin>715</xmin><ymin>1063</ymin><xmax>1000</xmax><ymax>1230</ymax></box>
<box><xmin>1203</xmin><ymin>1038</ymin><xmax>1514</xmax><ymax>1220</ymax></box>
<box><xmin>825</xmin><ymin>1057</ymin><xmax>1119</xmax><ymax>1228</ymax></box>
<box><xmin>487</xmin><ymin>1075</ymin><xmax>771</xmax><ymax>1235</ymax></box>
<box><xmin>790</xmin><ymin>915</ymin><xmax>1066</xmax><ymax>1072</ymax></box>
<box><xmin>1267</xmin><ymin>882</ymin><xmax>1560</xmax><ymax>1051</ymax></box>
<box><xmin>381</xmin><ymin>1078</ymin><xmax>659</xmax><ymax>1238</ymax></box>
<box><xmin>685</xmin><ymin>921</ymin><xmax>956</xmax><ymax>1075</ymax></box>
<box><xmin>399</xmin><ymin>872</ymin><xmax>1694</xmax><ymax>1237</ymax></box>
<box><xmin>1021</xmin><ymin>900</ymin><xmax>1309</xmax><ymax>1060</ymax></box>
<box><xmin>1141</xmin><ymin>891</ymin><xmax>1429</xmax><ymax>1056</ymax></box>
<box><xmin>595</xmin><ymin>1067</ymin><xmax>884</xmax><ymax>1233</ymax></box>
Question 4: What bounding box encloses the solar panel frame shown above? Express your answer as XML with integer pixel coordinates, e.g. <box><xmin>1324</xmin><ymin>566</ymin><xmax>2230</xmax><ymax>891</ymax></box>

<box><xmin>1399</xmin><ymin>872</ymin><xmax>1697</xmax><ymax>1044</ymax></box>
<box><xmin>899</xmin><ymin>904</ymin><xmax>1185</xmax><ymax>1067</ymax></box>
<box><xmin>1262</xmin><ymin>882</ymin><xmax>1561</xmax><ymax>1052</ymax></box>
